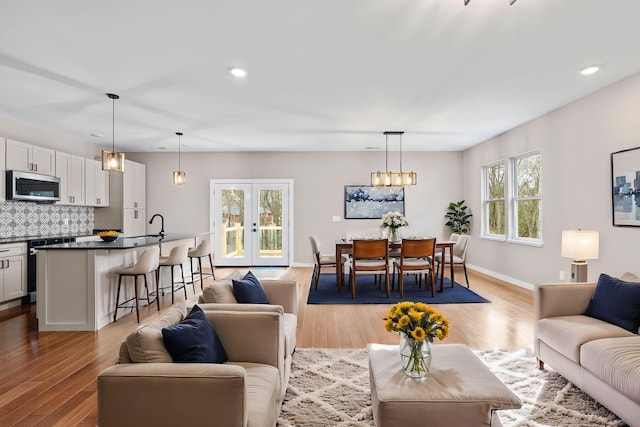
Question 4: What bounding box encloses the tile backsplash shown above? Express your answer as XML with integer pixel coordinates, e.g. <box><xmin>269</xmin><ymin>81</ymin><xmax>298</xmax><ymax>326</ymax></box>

<box><xmin>0</xmin><ymin>202</ymin><xmax>94</xmax><ymax>238</ymax></box>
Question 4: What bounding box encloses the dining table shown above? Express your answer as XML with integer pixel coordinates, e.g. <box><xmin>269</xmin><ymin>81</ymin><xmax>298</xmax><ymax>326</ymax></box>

<box><xmin>335</xmin><ymin>239</ymin><xmax>456</xmax><ymax>293</ymax></box>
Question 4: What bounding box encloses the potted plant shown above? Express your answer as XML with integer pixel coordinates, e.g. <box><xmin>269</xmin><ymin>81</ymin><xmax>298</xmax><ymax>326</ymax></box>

<box><xmin>445</xmin><ymin>200</ymin><xmax>472</xmax><ymax>234</ymax></box>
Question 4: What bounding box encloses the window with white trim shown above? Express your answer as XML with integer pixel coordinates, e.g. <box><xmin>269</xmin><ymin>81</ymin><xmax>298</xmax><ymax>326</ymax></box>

<box><xmin>512</xmin><ymin>152</ymin><xmax>542</xmax><ymax>242</ymax></box>
<box><xmin>482</xmin><ymin>161</ymin><xmax>505</xmax><ymax>238</ymax></box>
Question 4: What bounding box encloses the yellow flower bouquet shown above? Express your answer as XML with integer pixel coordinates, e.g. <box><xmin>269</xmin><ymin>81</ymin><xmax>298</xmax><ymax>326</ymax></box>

<box><xmin>384</xmin><ymin>301</ymin><xmax>450</xmax><ymax>377</ymax></box>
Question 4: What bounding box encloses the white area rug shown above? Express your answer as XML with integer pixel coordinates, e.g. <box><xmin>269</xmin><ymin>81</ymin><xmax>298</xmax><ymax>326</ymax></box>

<box><xmin>277</xmin><ymin>348</ymin><xmax>628</xmax><ymax>427</ymax></box>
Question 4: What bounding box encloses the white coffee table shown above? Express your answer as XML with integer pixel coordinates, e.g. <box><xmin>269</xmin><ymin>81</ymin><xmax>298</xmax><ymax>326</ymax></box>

<box><xmin>368</xmin><ymin>343</ymin><xmax>522</xmax><ymax>427</ymax></box>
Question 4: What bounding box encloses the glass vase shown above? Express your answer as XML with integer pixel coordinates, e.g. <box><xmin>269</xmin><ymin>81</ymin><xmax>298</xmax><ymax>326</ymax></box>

<box><xmin>399</xmin><ymin>333</ymin><xmax>431</xmax><ymax>378</ymax></box>
<box><xmin>389</xmin><ymin>227</ymin><xmax>402</xmax><ymax>243</ymax></box>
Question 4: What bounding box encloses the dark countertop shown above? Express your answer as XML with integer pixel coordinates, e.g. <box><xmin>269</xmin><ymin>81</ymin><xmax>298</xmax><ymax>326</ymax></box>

<box><xmin>32</xmin><ymin>233</ymin><xmax>210</xmax><ymax>250</ymax></box>
<box><xmin>0</xmin><ymin>232</ymin><xmax>93</xmax><ymax>245</ymax></box>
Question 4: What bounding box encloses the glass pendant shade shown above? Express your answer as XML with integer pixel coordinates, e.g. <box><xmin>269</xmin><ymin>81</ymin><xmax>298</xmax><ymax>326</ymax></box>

<box><xmin>173</xmin><ymin>131</ymin><xmax>186</xmax><ymax>186</ymax></box>
<box><xmin>370</xmin><ymin>131</ymin><xmax>417</xmax><ymax>186</ymax></box>
<box><xmin>102</xmin><ymin>93</ymin><xmax>125</xmax><ymax>172</ymax></box>
<box><xmin>101</xmin><ymin>150</ymin><xmax>125</xmax><ymax>172</ymax></box>
<box><xmin>173</xmin><ymin>170</ymin><xmax>186</xmax><ymax>185</ymax></box>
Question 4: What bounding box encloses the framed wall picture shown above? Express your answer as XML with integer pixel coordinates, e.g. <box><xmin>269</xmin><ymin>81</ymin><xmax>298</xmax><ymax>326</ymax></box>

<box><xmin>344</xmin><ymin>185</ymin><xmax>405</xmax><ymax>219</ymax></box>
<box><xmin>611</xmin><ymin>146</ymin><xmax>640</xmax><ymax>226</ymax></box>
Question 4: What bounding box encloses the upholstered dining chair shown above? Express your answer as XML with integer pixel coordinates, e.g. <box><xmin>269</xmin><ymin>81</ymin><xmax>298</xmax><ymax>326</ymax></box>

<box><xmin>310</xmin><ymin>235</ymin><xmax>348</xmax><ymax>290</ymax></box>
<box><xmin>350</xmin><ymin>239</ymin><xmax>390</xmax><ymax>299</ymax></box>
<box><xmin>435</xmin><ymin>234</ymin><xmax>470</xmax><ymax>287</ymax></box>
<box><xmin>392</xmin><ymin>238</ymin><xmax>437</xmax><ymax>298</ymax></box>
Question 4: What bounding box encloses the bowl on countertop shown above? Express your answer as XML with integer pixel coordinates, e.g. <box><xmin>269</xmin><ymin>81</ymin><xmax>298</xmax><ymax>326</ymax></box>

<box><xmin>99</xmin><ymin>232</ymin><xmax>119</xmax><ymax>242</ymax></box>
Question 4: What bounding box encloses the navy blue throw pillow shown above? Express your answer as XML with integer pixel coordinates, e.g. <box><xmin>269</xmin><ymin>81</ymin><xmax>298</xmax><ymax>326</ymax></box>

<box><xmin>232</xmin><ymin>271</ymin><xmax>270</xmax><ymax>304</ymax></box>
<box><xmin>162</xmin><ymin>305</ymin><xmax>228</xmax><ymax>363</ymax></box>
<box><xmin>584</xmin><ymin>274</ymin><xmax>640</xmax><ymax>333</ymax></box>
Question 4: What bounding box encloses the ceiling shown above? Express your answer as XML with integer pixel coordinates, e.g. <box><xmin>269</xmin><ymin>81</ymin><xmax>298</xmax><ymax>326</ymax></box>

<box><xmin>1</xmin><ymin>0</ymin><xmax>640</xmax><ymax>153</ymax></box>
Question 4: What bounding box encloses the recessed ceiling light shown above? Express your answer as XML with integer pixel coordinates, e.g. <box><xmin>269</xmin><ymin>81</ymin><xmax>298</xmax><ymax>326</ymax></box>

<box><xmin>229</xmin><ymin>67</ymin><xmax>248</xmax><ymax>78</ymax></box>
<box><xmin>579</xmin><ymin>66</ymin><xmax>600</xmax><ymax>76</ymax></box>
<box><xmin>90</xmin><ymin>133</ymin><xmax>104</xmax><ymax>138</ymax></box>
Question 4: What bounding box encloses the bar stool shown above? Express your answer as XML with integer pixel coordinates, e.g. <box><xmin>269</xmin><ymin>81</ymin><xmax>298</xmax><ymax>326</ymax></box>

<box><xmin>188</xmin><ymin>239</ymin><xmax>216</xmax><ymax>291</ymax></box>
<box><xmin>156</xmin><ymin>243</ymin><xmax>189</xmax><ymax>304</ymax></box>
<box><xmin>113</xmin><ymin>246</ymin><xmax>160</xmax><ymax>323</ymax></box>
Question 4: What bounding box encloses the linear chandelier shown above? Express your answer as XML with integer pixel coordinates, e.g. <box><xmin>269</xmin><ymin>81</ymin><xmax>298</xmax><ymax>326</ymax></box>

<box><xmin>101</xmin><ymin>93</ymin><xmax>125</xmax><ymax>172</ymax></box>
<box><xmin>172</xmin><ymin>132</ymin><xmax>186</xmax><ymax>186</ymax></box>
<box><xmin>371</xmin><ymin>131</ymin><xmax>417</xmax><ymax>187</ymax></box>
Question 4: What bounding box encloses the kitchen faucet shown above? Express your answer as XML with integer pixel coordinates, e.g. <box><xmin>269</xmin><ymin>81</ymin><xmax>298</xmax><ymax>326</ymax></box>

<box><xmin>149</xmin><ymin>214</ymin><xmax>165</xmax><ymax>236</ymax></box>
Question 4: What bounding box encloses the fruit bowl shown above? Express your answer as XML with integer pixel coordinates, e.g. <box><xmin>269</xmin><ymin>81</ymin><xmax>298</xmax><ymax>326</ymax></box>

<box><xmin>99</xmin><ymin>231</ymin><xmax>119</xmax><ymax>242</ymax></box>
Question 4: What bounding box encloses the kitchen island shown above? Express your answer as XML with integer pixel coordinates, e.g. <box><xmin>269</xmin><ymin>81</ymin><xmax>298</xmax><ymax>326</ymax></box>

<box><xmin>35</xmin><ymin>233</ymin><xmax>212</xmax><ymax>331</ymax></box>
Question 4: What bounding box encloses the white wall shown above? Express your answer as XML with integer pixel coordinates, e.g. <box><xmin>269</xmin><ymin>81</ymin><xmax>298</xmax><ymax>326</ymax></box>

<box><xmin>128</xmin><ymin>151</ymin><xmax>463</xmax><ymax>265</ymax></box>
<box><xmin>463</xmin><ymin>72</ymin><xmax>640</xmax><ymax>287</ymax></box>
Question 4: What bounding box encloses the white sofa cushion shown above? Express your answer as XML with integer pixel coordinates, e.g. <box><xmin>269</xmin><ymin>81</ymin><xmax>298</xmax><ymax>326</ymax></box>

<box><xmin>201</xmin><ymin>270</ymin><xmax>243</xmax><ymax>303</ymax></box>
<box><xmin>124</xmin><ymin>303</ymin><xmax>187</xmax><ymax>363</ymax></box>
<box><xmin>581</xmin><ymin>336</ymin><xmax>640</xmax><ymax>404</ymax></box>
<box><xmin>537</xmin><ymin>315</ymin><xmax>633</xmax><ymax>363</ymax></box>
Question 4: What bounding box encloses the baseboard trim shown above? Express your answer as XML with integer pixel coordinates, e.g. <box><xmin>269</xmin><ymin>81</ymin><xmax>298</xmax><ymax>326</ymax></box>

<box><xmin>467</xmin><ymin>264</ymin><xmax>534</xmax><ymax>291</ymax></box>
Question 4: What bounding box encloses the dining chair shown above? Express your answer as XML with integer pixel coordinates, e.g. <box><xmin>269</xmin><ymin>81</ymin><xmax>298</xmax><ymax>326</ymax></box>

<box><xmin>435</xmin><ymin>234</ymin><xmax>470</xmax><ymax>287</ymax></box>
<box><xmin>350</xmin><ymin>239</ymin><xmax>390</xmax><ymax>299</ymax></box>
<box><xmin>392</xmin><ymin>238</ymin><xmax>437</xmax><ymax>298</ymax></box>
<box><xmin>310</xmin><ymin>235</ymin><xmax>348</xmax><ymax>290</ymax></box>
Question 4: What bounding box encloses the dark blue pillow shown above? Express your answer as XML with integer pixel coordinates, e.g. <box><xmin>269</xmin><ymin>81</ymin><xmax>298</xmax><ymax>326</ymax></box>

<box><xmin>584</xmin><ymin>274</ymin><xmax>640</xmax><ymax>333</ymax></box>
<box><xmin>162</xmin><ymin>305</ymin><xmax>228</xmax><ymax>363</ymax></box>
<box><xmin>232</xmin><ymin>271</ymin><xmax>270</xmax><ymax>304</ymax></box>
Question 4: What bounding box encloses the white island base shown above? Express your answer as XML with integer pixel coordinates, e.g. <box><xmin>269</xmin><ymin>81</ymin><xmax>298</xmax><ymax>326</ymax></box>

<box><xmin>36</xmin><ymin>235</ymin><xmax>202</xmax><ymax>331</ymax></box>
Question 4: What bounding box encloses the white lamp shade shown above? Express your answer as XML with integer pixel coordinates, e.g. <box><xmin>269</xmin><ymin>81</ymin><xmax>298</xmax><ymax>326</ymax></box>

<box><xmin>561</xmin><ymin>230</ymin><xmax>599</xmax><ymax>261</ymax></box>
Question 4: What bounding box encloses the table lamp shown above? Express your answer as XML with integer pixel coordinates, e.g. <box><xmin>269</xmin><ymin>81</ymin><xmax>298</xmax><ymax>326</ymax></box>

<box><xmin>561</xmin><ymin>230</ymin><xmax>599</xmax><ymax>282</ymax></box>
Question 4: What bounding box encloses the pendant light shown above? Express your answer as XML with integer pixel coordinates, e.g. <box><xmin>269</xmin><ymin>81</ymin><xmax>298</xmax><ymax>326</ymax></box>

<box><xmin>172</xmin><ymin>132</ymin><xmax>186</xmax><ymax>186</ymax></box>
<box><xmin>371</xmin><ymin>131</ymin><xmax>417</xmax><ymax>186</ymax></box>
<box><xmin>101</xmin><ymin>93</ymin><xmax>125</xmax><ymax>172</ymax></box>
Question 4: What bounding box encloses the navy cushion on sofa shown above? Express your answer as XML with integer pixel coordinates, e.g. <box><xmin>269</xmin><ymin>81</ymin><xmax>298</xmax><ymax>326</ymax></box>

<box><xmin>162</xmin><ymin>305</ymin><xmax>228</xmax><ymax>363</ymax></box>
<box><xmin>585</xmin><ymin>273</ymin><xmax>640</xmax><ymax>333</ymax></box>
<box><xmin>232</xmin><ymin>271</ymin><xmax>270</xmax><ymax>304</ymax></box>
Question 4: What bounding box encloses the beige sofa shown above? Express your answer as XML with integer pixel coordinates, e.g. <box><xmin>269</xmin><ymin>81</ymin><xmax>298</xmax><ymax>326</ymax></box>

<box><xmin>534</xmin><ymin>281</ymin><xmax>640</xmax><ymax>427</ymax></box>
<box><xmin>98</xmin><ymin>299</ymin><xmax>291</xmax><ymax>427</ymax></box>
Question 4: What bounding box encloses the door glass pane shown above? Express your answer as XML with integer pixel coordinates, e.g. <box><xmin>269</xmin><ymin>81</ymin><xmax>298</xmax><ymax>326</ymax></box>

<box><xmin>259</xmin><ymin>189</ymin><xmax>283</xmax><ymax>258</ymax></box>
<box><xmin>221</xmin><ymin>189</ymin><xmax>245</xmax><ymax>258</ymax></box>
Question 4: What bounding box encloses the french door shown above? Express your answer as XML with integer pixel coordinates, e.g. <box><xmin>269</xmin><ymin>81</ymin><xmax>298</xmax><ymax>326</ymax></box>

<box><xmin>211</xmin><ymin>180</ymin><xmax>292</xmax><ymax>266</ymax></box>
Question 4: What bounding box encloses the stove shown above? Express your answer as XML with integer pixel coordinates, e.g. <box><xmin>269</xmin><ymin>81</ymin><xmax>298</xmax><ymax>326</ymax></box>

<box><xmin>24</xmin><ymin>236</ymin><xmax>77</xmax><ymax>303</ymax></box>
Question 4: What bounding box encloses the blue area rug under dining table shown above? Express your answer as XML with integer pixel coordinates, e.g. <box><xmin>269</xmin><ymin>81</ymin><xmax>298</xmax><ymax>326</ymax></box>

<box><xmin>307</xmin><ymin>274</ymin><xmax>490</xmax><ymax>304</ymax></box>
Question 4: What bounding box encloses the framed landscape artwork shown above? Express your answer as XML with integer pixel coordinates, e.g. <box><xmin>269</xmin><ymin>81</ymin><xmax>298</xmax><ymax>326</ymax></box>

<box><xmin>611</xmin><ymin>146</ymin><xmax>640</xmax><ymax>226</ymax></box>
<box><xmin>344</xmin><ymin>185</ymin><xmax>404</xmax><ymax>219</ymax></box>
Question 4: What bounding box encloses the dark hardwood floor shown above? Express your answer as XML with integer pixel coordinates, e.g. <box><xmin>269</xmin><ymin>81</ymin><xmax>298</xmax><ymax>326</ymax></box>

<box><xmin>0</xmin><ymin>267</ymin><xmax>533</xmax><ymax>426</ymax></box>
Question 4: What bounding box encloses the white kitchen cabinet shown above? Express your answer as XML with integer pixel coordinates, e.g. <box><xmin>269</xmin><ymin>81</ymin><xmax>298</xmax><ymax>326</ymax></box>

<box><xmin>55</xmin><ymin>151</ymin><xmax>85</xmax><ymax>205</ymax></box>
<box><xmin>123</xmin><ymin>207</ymin><xmax>146</xmax><ymax>236</ymax></box>
<box><xmin>94</xmin><ymin>159</ymin><xmax>146</xmax><ymax>236</ymax></box>
<box><xmin>123</xmin><ymin>160</ymin><xmax>145</xmax><ymax>209</ymax></box>
<box><xmin>6</xmin><ymin>139</ymin><xmax>55</xmax><ymax>176</ymax></box>
<box><xmin>0</xmin><ymin>243</ymin><xmax>27</xmax><ymax>303</ymax></box>
<box><xmin>85</xmin><ymin>158</ymin><xmax>110</xmax><ymax>207</ymax></box>
<box><xmin>0</xmin><ymin>137</ymin><xmax>5</xmax><ymax>202</ymax></box>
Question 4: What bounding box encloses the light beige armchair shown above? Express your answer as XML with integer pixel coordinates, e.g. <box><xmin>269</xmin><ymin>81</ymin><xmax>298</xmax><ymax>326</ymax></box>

<box><xmin>98</xmin><ymin>303</ymin><xmax>289</xmax><ymax>427</ymax></box>
<box><xmin>195</xmin><ymin>271</ymin><xmax>298</xmax><ymax>398</ymax></box>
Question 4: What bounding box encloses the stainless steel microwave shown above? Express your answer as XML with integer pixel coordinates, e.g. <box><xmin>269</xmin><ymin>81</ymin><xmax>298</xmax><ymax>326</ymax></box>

<box><xmin>5</xmin><ymin>170</ymin><xmax>61</xmax><ymax>203</ymax></box>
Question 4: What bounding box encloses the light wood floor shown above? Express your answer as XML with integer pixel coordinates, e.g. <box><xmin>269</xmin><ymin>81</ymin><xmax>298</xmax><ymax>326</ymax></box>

<box><xmin>0</xmin><ymin>267</ymin><xmax>533</xmax><ymax>426</ymax></box>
